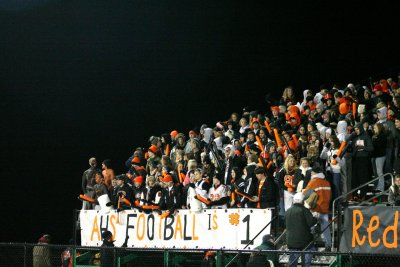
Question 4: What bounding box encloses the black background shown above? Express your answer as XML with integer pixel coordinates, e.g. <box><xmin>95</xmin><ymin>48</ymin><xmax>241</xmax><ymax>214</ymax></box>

<box><xmin>1</xmin><ymin>1</ymin><xmax>399</xmax><ymax>244</ymax></box>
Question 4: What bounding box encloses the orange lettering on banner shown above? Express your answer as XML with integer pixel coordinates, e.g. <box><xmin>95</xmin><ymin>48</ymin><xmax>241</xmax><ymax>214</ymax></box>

<box><xmin>352</xmin><ymin>210</ymin><xmax>366</xmax><ymax>247</ymax></box>
<box><xmin>137</xmin><ymin>214</ymin><xmax>145</xmax><ymax>241</ymax></box>
<box><xmin>212</xmin><ymin>215</ymin><xmax>218</xmax><ymax>230</ymax></box>
<box><xmin>383</xmin><ymin>211</ymin><xmax>398</xmax><ymax>248</ymax></box>
<box><xmin>192</xmin><ymin>214</ymin><xmax>199</xmax><ymax>240</ymax></box>
<box><xmin>91</xmin><ymin>216</ymin><xmax>100</xmax><ymax>241</ymax></box>
<box><xmin>367</xmin><ymin>216</ymin><xmax>380</xmax><ymax>247</ymax></box>
<box><xmin>110</xmin><ymin>215</ymin><xmax>117</xmax><ymax>241</ymax></box>
<box><xmin>174</xmin><ymin>215</ymin><xmax>183</xmax><ymax>240</ymax></box>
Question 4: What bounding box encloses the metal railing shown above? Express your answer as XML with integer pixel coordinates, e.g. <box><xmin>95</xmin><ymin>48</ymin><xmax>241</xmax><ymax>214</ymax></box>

<box><xmin>331</xmin><ymin>172</ymin><xmax>394</xmax><ymax>251</ymax></box>
<box><xmin>2</xmin><ymin>242</ymin><xmax>400</xmax><ymax>267</ymax></box>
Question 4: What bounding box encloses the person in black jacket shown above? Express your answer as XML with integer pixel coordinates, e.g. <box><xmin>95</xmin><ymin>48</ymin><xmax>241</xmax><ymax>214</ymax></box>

<box><xmin>285</xmin><ymin>192</ymin><xmax>317</xmax><ymax>267</ymax></box>
<box><xmin>252</xmin><ymin>167</ymin><xmax>278</xmax><ymax>208</ymax></box>
<box><xmin>100</xmin><ymin>231</ymin><xmax>115</xmax><ymax>267</ymax></box>
<box><xmin>159</xmin><ymin>174</ymin><xmax>181</xmax><ymax>214</ymax></box>
<box><xmin>347</xmin><ymin>122</ymin><xmax>374</xmax><ymax>199</ymax></box>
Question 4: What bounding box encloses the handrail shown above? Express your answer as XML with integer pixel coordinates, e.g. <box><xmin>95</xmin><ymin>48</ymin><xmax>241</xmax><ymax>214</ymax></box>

<box><xmin>331</xmin><ymin>172</ymin><xmax>394</xmax><ymax>251</ymax></box>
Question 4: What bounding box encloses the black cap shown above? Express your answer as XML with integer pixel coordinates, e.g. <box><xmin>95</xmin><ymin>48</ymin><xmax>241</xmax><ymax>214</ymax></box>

<box><xmin>254</xmin><ymin>167</ymin><xmax>266</xmax><ymax>175</ymax></box>
<box><xmin>311</xmin><ymin>163</ymin><xmax>323</xmax><ymax>174</ymax></box>
<box><xmin>102</xmin><ymin>231</ymin><xmax>113</xmax><ymax>240</ymax></box>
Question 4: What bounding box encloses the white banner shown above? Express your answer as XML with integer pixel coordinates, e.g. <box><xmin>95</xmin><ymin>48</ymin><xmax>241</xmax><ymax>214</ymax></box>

<box><xmin>80</xmin><ymin>208</ymin><xmax>272</xmax><ymax>249</ymax></box>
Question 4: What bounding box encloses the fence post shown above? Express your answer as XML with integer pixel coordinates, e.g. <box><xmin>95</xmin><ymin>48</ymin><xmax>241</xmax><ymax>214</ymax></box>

<box><xmin>23</xmin><ymin>243</ymin><xmax>27</xmax><ymax>267</ymax></box>
<box><xmin>164</xmin><ymin>249</ymin><xmax>169</xmax><ymax>267</ymax></box>
<box><xmin>216</xmin><ymin>250</ymin><xmax>222</xmax><ymax>267</ymax></box>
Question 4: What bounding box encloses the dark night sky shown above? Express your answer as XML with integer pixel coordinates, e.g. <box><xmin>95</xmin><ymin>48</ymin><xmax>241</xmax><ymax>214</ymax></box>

<box><xmin>0</xmin><ymin>1</ymin><xmax>399</xmax><ymax>243</ymax></box>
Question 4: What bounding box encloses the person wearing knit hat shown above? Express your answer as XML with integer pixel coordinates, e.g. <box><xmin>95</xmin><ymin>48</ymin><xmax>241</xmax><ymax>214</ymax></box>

<box><xmin>131</xmin><ymin>175</ymin><xmax>145</xmax><ymax>206</ymax></box>
<box><xmin>146</xmin><ymin>143</ymin><xmax>161</xmax><ymax>176</ymax></box>
<box><xmin>33</xmin><ymin>234</ymin><xmax>52</xmax><ymax>267</ymax></box>
<box><xmin>285</xmin><ymin>190</ymin><xmax>317</xmax><ymax>267</ymax></box>
<box><xmin>159</xmin><ymin>173</ymin><xmax>181</xmax><ymax>214</ymax></box>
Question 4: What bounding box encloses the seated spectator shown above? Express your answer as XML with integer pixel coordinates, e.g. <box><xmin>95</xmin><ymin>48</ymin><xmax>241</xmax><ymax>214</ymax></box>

<box><xmin>246</xmin><ymin>234</ymin><xmax>277</xmax><ymax>267</ymax></box>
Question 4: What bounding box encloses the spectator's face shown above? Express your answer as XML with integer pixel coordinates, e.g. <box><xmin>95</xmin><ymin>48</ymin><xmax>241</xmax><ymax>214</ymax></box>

<box><xmin>231</xmin><ymin>114</ymin><xmax>238</xmax><ymax>121</ymax></box>
<box><xmin>231</xmin><ymin>170</ymin><xmax>237</xmax><ymax>179</ymax></box>
<box><xmin>247</xmin><ymin>134</ymin><xmax>255</xmax><ymax>141</ymax></box>
<box><xmin>395</xmin><ymin>177</ymin><xmax>400</xmax><ymax>186</ymax></box>
<box><xmin>373</xmin><ymin>125</ymin><xmax>379</xmax><ymax>134</ymax></box>
<box><xmin>301</xmin><ymin>160</ymin><xmax>309</xmax><ymax>168</ymax></box>
<box><xmin>194</xmin><ymin>171</ymin><xmax>202</xmax><ymax>181</ymax></box>
<box><xmin>213</xmin><ymin>177</ymin><xmax>220</xmax><ymax>186</ymax></box>
<box><xmin>395</xmin><ymin>119</ymin><xmax>400</xmax><ymax>129</ymax></box>
<box><xmin>288</xmin><ymin>157</ymin><xmax>296</xmax><ymax>167</ymax></box>
<box><xmin>355</xmin><ymin>128</ymin><xmax>361</xmax><ymax>135</ymax></box>
<box><xmin>116</xmin><ymin>179</ymin><xmax>123</xmax><ymax>186</ymax></box>
<box><xmin>111</xmin><ymin>179</ymin><xmax>117</xmax><ymax>187</ymax></box>
<box><xmin>147</xmin><ymin>179</ymin><xmax>155</xmax><ymax>187</ymax></box>
<box><xmin>95</xmin><ymin>174</ymin><xmax>103</xmax><ymax>184</ymax></box>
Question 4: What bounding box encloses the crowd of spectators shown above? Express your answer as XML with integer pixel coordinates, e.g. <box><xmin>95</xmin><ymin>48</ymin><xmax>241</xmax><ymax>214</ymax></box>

<box><xmin>81</xmin><ymin>75</ymin><xmax>400</xmax><ymax>250</ymax></box>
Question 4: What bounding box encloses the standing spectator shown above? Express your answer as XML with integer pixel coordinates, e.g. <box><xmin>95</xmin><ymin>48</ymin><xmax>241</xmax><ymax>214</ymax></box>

<box><xmin>102</xmin><ymin>159</ymin><xmax>115</xmax><ymax>191</ymax></box>
<box><xmin>376</xmin><ymin>106</ymin><xmax>396</xmax><ymax>174</ymax></box>
<box><xmin>286</xmin><ymin>193</ymin><xmax>317</xmax><ymax>267</ymax></box>
<box><xmin>113</xmin><ymin>174</ymin><xmax>133</xmax><ymax>209</ymax></box>
<box><xmin>159</xmin><ymin>174</ymin><xmax>182</xmax><ymax>214</ymax></box>
<box><xmin>348</xmin><ymin>122</ymin><xmax>374</xmax><ymax>199</ymax></box>
<box><xmin>275</xmin><ymin>154</ymin><xmax>298</xmax><ymax>211</ymax></box>
<box><xmin>146</xmin><ymin>145</ymin><xmax>161</xmax><ymax>174</ymax></box>
<box><xmin>33</xmin><ymin>234</ymin><xmax>52</xmax><ymax>267</ymax></box>
<box><xmin>82</xmin><ymin>157</ymin><xmax>100</xmax><ymax>210</ymax></box>
<box><xmin>251</xmin><ymin>167</ymin><xmax>278</xmax><ymax>208</ymax></box>
<box><xmin>93</xmin><ymin>172</ymin><xmax>108</xmax><ymax>210</ymax></box>
<box><xmin>100</xmin><ymin>231</ymin><xmax>115</xmax><ymax>267</ymax></box>
<box><xmin>304</xmin><ymin>164</ymin><xmax>332</xmax><ymax>251</ymax></box>
<box><xmin>229</xmin><ymin>167</ymin><xmax>246</xmax><ymax>207</ymax></box>
<box><xmin>222</xmin><ymin>144</ymin><xmax>239</xmax><ymax>188</ymax></box>
<box><xmin>320</xmin><ymin>135</ymin><xmax>343</xmax><ymax>200</ymax></box>
<box><xmin>371</xmin><ymin>123</ymin><xmax>387</xmax><ymax>192</ymax></box>
<box><xmin>209</xmin><ymin>172</ymin><xmax>228</xmax><ymax>209</ymax></box>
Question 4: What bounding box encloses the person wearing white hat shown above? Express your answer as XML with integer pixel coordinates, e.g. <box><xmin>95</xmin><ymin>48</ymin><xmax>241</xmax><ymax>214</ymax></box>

<box><xmin>285</xmin><ymin>192</ymin><xmax>317</xmax><ymax>267</ymax></box>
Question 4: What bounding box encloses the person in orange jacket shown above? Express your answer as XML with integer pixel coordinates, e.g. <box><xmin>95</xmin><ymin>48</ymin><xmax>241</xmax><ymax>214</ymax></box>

<box><xmin>304</xmin><ymin>164</ymin><xmax>332</xmax><ymax>251</ymax></box>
